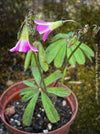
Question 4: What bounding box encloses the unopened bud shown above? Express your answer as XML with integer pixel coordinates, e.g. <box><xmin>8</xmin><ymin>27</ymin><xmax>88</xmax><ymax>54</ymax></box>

<box><xmin>93</xmin><ymin>26</ymin><xmax>100</xmax><ymax>36</ymax></box>
<box><xmin>83</xmin><ymin>24</ymin><xmax>89</xmax><ymax>34</ymax></box>
<box><xmin>69</xmin><ymin>36</ymin><xmax>77</xmax><ymax>48</ymax></box>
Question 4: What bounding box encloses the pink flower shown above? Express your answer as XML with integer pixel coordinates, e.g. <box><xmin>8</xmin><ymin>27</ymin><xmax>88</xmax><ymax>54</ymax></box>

<box><xmin>34</xmin><ymin>19</ymin><xmax>63</xmax><ymax>41</ymax></box>
<box><xmin>10</xmin><ymin>25</ymin><xmax>39</xmax><ymax>53</ymax></box>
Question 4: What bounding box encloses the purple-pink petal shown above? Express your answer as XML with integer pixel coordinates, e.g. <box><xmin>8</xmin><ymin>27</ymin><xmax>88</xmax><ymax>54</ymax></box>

<box><xmin>10</xmin><ymin>40</ymin><xmax>21</xmax><ymax>52</ymax></box>
<box><xmin>19</xmin><ymin>41</ymin><xmax>30</xmax><ymax>52</ymax></box>
<box><xmin>37</xmin><ymin>25</ymin><xmax>50</xmax><ymax>34</ymax></box>
<box><xmin>28</xmin><ymin>42</ymin><xmax>39</xmax><ymax>53</ymax></box>
<box><xmin>42</xmin><ymin>30</ymin><xmax>51</xmax><ymax>42</ymax></box>
<box><xmin>34</xmin><ymin>19</ymin><xmax>48</xmax><ymax>25</ymax></box>
<box><xmin>10</xmin><ymin>40</ymin><xmax>39</xmax><ymax>53</ymax></box>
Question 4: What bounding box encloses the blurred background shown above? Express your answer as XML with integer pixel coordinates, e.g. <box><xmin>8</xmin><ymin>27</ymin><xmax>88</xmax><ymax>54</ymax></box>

<box><xmin>0</xmin><ymin>0</ymin><xmax>100</xmax><ymax>134</ymax></box>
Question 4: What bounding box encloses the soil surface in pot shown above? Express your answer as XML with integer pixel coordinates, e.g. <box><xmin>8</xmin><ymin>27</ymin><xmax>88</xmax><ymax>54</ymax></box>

<box><xmin>5</xmin><ymin>97</ymin><xmax>72</xmax><ymax>133</ymax></box>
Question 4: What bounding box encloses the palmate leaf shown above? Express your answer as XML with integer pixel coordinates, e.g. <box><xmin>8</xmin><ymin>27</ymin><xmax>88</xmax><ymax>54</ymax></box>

<box><xmin>46</xmin><ymin>32</ymin><xmax>78</xmax><ymax>68</ymax></box>
<box><xmin>67</xmin><ymin>41</ymin><xmax>94</xmax><ymax>65</ymax></box>
<box><xmin>46</xmin><ymin>39</ymin><xmax>66</xmax><ymax>64</ymax></box>
<box><xmin>73</xmin><ymin>46</ymin><xmax>85</xmax><ymax>65</ymax></box>
<box><xmin>23</xmin><ymin>92</ymin><xmax>39</xmax><ymax>126</ymax></box>
<box><xmin>41</xmin><ymin>91</ymin><xmax>60</xmax><ymax>123</ymax></box>
<box><xmin>47</xmin><ymin>87</ymin><xmax>71</xmax><ymax>97</ymax></box>
<box><xmin>54</xmin><ymin>43</ymin><xmax>66</xmax><ymax>68</ymax></box>
<box><xmin>74</xmin><ymin>41</ymin><xmax>94</xmax><ymax>63</ymax></box>
<box><xmin>44</xmin><ymin>70</ymin><xmax>62</xmax><ymax>86</ymax></box>
<box><xmin>67</xmin><ymin>47</ymin><xmax>76</xmax><ymax>65</ymax></box>
<box><xmin>68</xmin><ymin>46</ymin><xmax>85</xmax><ymax>65</ymax></box>
<box><xmin>31</xmin><ymin>54</ymin><xmax>41</xmax><ymax>85</ymax></box>
<box><xmin>23</xmin><ymin>80</ymin><xmax>37</xmax><ymax>87</ymax></box>
<box><xmin>21</xmin><ymin>89</ymin><xmax>38</xmax><ymax>102</ymax></box>
<box><xmin>20</xmin><ymin>88</ymin><xmax>36</xmax><ymax>95</ymax></box>
<box><xmin>82</xmin><ymin>50</ymin><xmax>92</xmax><ymax>62</ymax></box>
<box><xmin>39</xmin><ymin>42</ymin><xmax>49</xmax><ymax>72</ymax></box>
<box><xmin>80</xmin><ymin>43</ymin><xmax>94</xmax><ymax>57</ymax></box>
<box><xmin>24</xmin><ymin>50</ymin><xmax>32</xmax><ymax>71</ymax></box>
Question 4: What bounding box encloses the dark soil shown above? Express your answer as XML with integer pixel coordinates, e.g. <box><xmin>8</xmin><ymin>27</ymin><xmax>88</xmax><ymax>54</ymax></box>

<box><xmin>5</xmin><ymin>97</ymin><xmax>72</xmax><ymax>133</ymax></box>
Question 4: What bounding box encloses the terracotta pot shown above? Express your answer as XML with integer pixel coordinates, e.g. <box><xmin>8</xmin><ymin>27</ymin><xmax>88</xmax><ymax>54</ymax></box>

<box><xmin>0</xmin><ymin>80</ymin><xmax>78</xmax><ymax>134</ymax></box>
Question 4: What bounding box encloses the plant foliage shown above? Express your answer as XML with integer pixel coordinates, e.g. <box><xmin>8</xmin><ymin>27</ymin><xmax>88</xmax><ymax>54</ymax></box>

<box><xmin>46</xmin><ymin>32</ymin><xmax>94</xmax><ymax>67</ymax></box>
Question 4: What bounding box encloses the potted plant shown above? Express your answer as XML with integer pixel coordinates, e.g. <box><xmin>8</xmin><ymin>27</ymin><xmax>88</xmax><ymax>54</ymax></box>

<box><xmin>0</xmin><ymin>11</ymin><xmax>99</xmax><ymax>134</ymax></box>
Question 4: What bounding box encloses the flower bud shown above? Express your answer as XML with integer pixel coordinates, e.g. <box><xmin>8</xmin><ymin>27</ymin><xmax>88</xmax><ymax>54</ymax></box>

<box><xmin>93</xmin><ymin>26</ymin><xmax>100</xmax><ymax>37</ymax></box>
<box><xmin>83</xmin><ymin>24</ymin><xmax>89</xmax><ymax>34</ymax></box>
<box><xmin>69</xmin><ymin>36</ymin><xmax>77</xmax><ymax>48</ymax></box>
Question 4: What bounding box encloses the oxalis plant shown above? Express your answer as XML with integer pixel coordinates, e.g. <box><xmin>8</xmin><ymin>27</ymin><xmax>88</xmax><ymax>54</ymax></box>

<box><xmin>9</xmin><ymin>11</ymin><xmax>99</xmax><ymax>126</ymax></box>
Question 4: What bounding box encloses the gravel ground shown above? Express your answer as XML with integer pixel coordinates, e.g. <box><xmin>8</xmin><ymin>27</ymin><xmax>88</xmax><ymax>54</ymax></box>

<box><xmin>0</xmin><ymin>119</ymin><xmax>8</xmax><ymax>134</ymax></box>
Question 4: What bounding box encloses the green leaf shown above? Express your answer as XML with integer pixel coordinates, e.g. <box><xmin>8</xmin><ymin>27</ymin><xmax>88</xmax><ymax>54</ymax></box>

<box><xmin>75</xmin><ymin>41</ymin><xmax>94</xmax><ymax>60</ymax></box>
<box><xmin>45</xmin><ymin>70</ymin><xmax>62</xmax><ymax>86</ymax></box>
<box><xmin>82</xmin><ymin>50</ymin><xmax>92</xmax><ymax>62</ymax></box>
<box><xmin>80</xmin><ymin>43</ymin><xmax>94</xmax><ymax>57</ymax></box>
<box><xmin>74</xmin><ymin>47</ymin><xmax>85</xmax><ymax>65</ymax></box>
<box><xmin>67</xmin><ymin>32</ymin><xmax>75</xmax><ymax>37</ymax></box>
<box><xmin>41</xmin><ymin>92</ymin><xmax>60</xmax><ymax>123</ymax></box>
<box><xmin>21</xmin><ymin>89</ymin><xmax>37</xmax><ymax>102</ymax></box>
<box><xmin>52</xmin><ymin>32</ymin><xmax>74</xmax><ymax>42</ymax></box>
<box><xmin>67</xmin><ymin>47</ymin><xmax>76</xmax><ymax>65</ymax></box>
<box><xmin>23</xmin><ymin>92</ymin><xmax>39</xmax><ymax>126</ymax></box>
<box><xmin>24</xmin><ymin>50</ymin><xmax>32</xmax><ymax>71</ymax></box>
<box><xmin>23</xmin><ymin>80</ymin><xmax>37</xmax><ymax>87</ymax></box>
<box><xmin>31</xmin><ymin>66</ymin><xmax>41</xmax><ymax>85</ymax></box>
<box><xmin>31</xmin><ymin>54</ymin><xmax>41</xmax><ymax>85</ymax></box>
<box><xmin>54</xmin><ymin>43</ymin><xmax>66</xmax><ymax>68</ymax></box>
<box><xmin>67</xmin><ymin>43</ymin><xmax>85</xmax><ymax>65</ymax></box>
<box><xmin>39</xmin><ymin>43</ymin><xmax>49</xmax><ymax>72</ymax></box>
<box><xmin>31</xmin><ymin>53</ymin><xmax>37</xmax><ymax>66</ymax></box>
<box><xmin>52</xmin><ymin>33</ymin><xmax>69</xmax><ymax>42</ymax></box>
<box><xmin>47</xmin><ymin>87</ymin><xmax>71</xmax><ymax>97</ymax></box>
<box><xmin>46</xmin><ymin>39</ymin><xmax>66</xmax><ymax>64</ymax></box>
<box><xmin>20</xmin><ymin>88</ymin><xmax>36</xmax><ymax>95</ymax></box>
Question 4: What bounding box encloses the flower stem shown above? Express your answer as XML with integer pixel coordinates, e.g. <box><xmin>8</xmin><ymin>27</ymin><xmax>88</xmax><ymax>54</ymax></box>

<box><xmin>63</xmin><ymin>20</ymin><xmax>82</xmax><ymax>28</ymax></box>
<box><xmin>60</xmin><ymin>42</ymin><xmax>82</xmax><ymax>86</ymax></box>
<box><xmin>63</xmin><ymin>20</ymin><xmax>77</xmax><ymax>23</ymax></box>
<box><xmin>32</xmin><ymin>52</ymin><xmax>47</xmax><ymax>92</ymax></box>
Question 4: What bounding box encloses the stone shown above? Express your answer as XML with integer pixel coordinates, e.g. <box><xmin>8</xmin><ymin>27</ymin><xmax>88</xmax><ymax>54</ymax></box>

<box><xmin>43</xmin><ymin>129</ymin><xmax>48</xmax><ymax>133</ymax></box>
<box><xmin>13</xmin><ymin>114</ymin><xmax>19</xmax><ymax>120</ymax></box>
<box><xmin>16</xmin><ymin>102</ymin><xmax>19</xmax><ymax>105</ymax></box>
<box><xmin>6</xmin><ymin>80</ymin><xmax>14</xmax><ymax>86</ymax></box>
<box><xmin>41</xmin><ymin>109</ymin><xmax>44</xmax><ymax>112</ymax></box>
<box><xmin>15</xmin><ymin>120</ymin><xmax>21</xmax><ymax>126</ymax></box>
<box><xmin>0</xmin><ymin>128</ymin><xmax>3</xmax><ymax>132</ymax></box>
<box><xmin>37</xmin><ymin>114</ymin><xmax>41</xmax><ymax>117</ymax></box>
<box><xmin>69</xmin><ymin>112</ymin><xmax>72</xmax><ymax>115</ymax></box>
<box><xmin>10</xmin><ymin>119</ymin><xmax>16</xmax><ymax>126</ymax></box>
<box><xmin>62</xmin><ymin>100</ymin><xmax>66</xmax><ymax>106</ymax></box>
<box><xmin>48</xmin><ymin>123</ymin><xmax>52</xmax><ymax>130</ymax></box>
<box><xmin>10</xmin><ymin>118</ymin><xmax>14</xmax><ymax>122</ymax></box>
<box><xmin>5</xmin><ymin>107</ymin><xmax>15</xmax><ymax>115</ymax></box>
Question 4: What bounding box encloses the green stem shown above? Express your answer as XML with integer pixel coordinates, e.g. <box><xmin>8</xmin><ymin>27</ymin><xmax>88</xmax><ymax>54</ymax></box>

<box><xmin>33</xmin><ymin>52</ymin><xmax>47</xmax><ymax>92</ymax></box>
<box><xmin>63</xmin><ymin>20</ymin><xmax>82</xmax><ymax>28</ymax></box>
<box><xmin>60</xmin><ymin>42</ymin><xmax>82</xmax><ymax>86</ymax></box>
